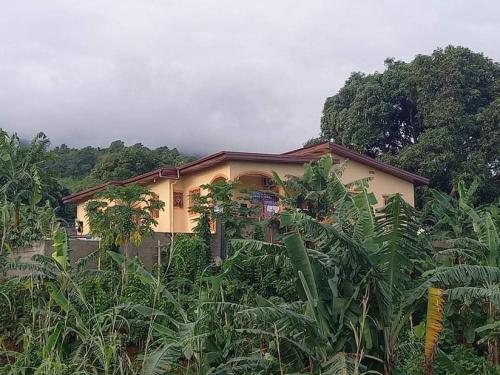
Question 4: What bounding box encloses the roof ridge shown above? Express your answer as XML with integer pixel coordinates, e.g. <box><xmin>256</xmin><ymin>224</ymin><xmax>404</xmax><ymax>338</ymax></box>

<box><xmin>283</xmin><ymin>141</ymin><xmax>429</xmax><ymax>186</ymax></box>
<box><xmin>281</xmin><ymin>140</ymin><xmax>331</xmax><ymax>155</ymax></box>
<box><xmin>63</xmin><ymin>142</ymin><xmax>429</xmax><ymax>204</ymax></box>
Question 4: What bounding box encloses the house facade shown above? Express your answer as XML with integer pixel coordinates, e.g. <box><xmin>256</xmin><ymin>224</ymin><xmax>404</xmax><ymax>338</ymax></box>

<box><xmin>63</xmin><ymin>141</ymin><xmax>429</xmax><ymax>235</ymax></box>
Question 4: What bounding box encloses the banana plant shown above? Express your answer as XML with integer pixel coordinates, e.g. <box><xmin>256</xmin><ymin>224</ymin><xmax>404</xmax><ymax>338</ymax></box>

<box><xmin>110</xmin><ymin>251</ymin><xmax>321</xmax><ymax>374</ymax></box>
<box><xmin>425</xmin><ymin>179</ymin><xmax>481</xmax><ymax>239</ymax></box>
<box><xmin>0</xmin><ymin>130</ymin><xmax>56</xmax><ymax>252</ymax></box>
<box><xmin>3</xmin><ymin>229</ymin><xmax>137</xmax><ymax>374</ymax></box>
<box><xmin>419</xmin><ymin>180</ymin><xmax>500</xmax><ymax>370</ymax></box>
<box><xmin>270</xmin><ymin>156</ymin><xmax>430</xmax><ymax>373</ymax></box>
<box><xmin>423</xmin><ymin>287</ymin><xmax>446</xmax><ymax>375</ymax></box>
<box><xmin>0</xmin><ymin>131</ymin><xmax>48</xmax><ymax>226</ymax></box>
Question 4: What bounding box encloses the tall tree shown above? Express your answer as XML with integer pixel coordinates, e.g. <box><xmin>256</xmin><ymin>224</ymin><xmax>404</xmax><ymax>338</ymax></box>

<box><xmin>320</xmin><ymin>46</ymin><xmax>500</xmax><ymax>203</ymax></box>
<box><xmin>85</xmin><ymin>184</ymin><xmax>165</xmax><ymax>255</ymax></box>
<box><xmin>90</xmin><ymin>143</ymin><xmax>194</xmax><ymax>182</ymax></box>
<box><xmin>0</xmin><ymin>130</ymin><xmax>59</xmax><ymax>250</ymax></box>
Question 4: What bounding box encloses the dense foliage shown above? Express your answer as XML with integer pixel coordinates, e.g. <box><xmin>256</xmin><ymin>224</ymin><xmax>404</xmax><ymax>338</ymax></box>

<box><xmin>169</xmin><ymin>234</ymin><xmax>209</xmax><ymax>282</ymax></box>
<box><xmin>319</xmin><ymin>46</ymin><xmax>500</xmax><ymax>204</ymax></box>
<box><xmin>0</xmin><ymin>128</ymin><xmax>195</xmax><ymax>224</ymax></box>
<box><xmin>1</xmin><ymin>155</ymin><xmax>498</xmax><ymax>374</ymax></box>
<box><xmin>0</xmin><ymin>130</ymin><xmax>60</xmax><ymax>252</ymax></box>
<box><xmin>47</xmin><ymin>140</ymin><xmax>196</xmax><ymax>193</ymax></box>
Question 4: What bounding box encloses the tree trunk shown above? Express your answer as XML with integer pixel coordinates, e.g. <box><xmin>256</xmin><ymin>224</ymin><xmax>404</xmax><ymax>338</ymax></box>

<box><xmin>487</xmin><ymin>302</ymin><xmax>499</xmax><ymax>366</ymax></box>
<box><xmin>488</xmin><ymin>339</ymin><xmax>499</xmax><ymax>367</ymax></box>
<box><xmin>384</xmin><ymin>360</ymin><xmax>394</xmax><ymax>375</ymax></box>
<box><xmin>14</xmin><ymin>206</ymin><xmax>20</xmax><ymax>228</ymax></box>
<box><xmin>423</xmin><ymin>361</ymin><xmax>434</xmax><ymax>375</ymax></box>
<box><xmin>384</xmin><ymin>346</ymin><xmax>396</xmax><ymax>375</ymax></box>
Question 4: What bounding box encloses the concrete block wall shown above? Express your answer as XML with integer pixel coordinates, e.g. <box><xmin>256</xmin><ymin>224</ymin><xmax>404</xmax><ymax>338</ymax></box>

<box><xmin>6</xmin><ymin>233</ymin><xmax>173</xmax><ymax>274</ymax></box>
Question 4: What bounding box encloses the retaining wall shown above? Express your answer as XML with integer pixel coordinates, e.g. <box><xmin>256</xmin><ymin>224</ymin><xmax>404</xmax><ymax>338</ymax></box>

<box><xmin>6</xmin><ymin>232</ymin><xmax>223</xmax><ymax>275</ymax></box>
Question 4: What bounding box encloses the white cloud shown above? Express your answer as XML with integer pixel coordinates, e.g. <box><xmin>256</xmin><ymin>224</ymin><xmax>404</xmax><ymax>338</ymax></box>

<box><xmin>1</xmin><ymin>0</ymin><xmax>498</xmax><ymax>154</ymax></box>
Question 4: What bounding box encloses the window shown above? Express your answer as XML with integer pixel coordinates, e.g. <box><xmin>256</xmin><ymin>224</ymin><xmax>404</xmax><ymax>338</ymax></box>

<box><xmin>151</xmin><ymin>193</ymin><xmax>160</xmax><ymax>218</ymax></box>
<box><xmin>262</xmin><ymin>177</ymin><xmax>274</xmax><ymax>188</ymax></box>
<box><xmin>173</xmin><ymin>192</ymin><xmax>184</xmax><ymax>208</ymax></box>
<box><xmin>75</xmin><ymin>220</ymin><xmax>83</xmax><ymax>234</ymax></box>
<box><xmin>383</xmin><ymin>195</ymin><xmax>391</xmax><ymax>206</ymax></box>
<box><xmin>252</xmin><ymin>191</ymin><xmax>279</xmax><ymax>219</ymax></box>
<box><xmin>188</xmin><ymin>188</ymin><xmax>201</xmax><ymax>208</ymax></box>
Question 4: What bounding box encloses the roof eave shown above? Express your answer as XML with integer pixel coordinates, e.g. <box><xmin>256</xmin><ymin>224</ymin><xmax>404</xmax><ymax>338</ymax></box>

<box><xmin>62</xmin><ymin>167</ymin><xmax>178</xmax><ymax>203</ymax></box>
<box><xmin>179</xmin><ymin>151</ymin><xmax>314</xmax><ymax>175</ymax></box>
<box><xmin>284</xmin><ymin>141</ymin><xmax>429</xmax><ymax>186</ymax></box>
<box><xmin>63</xmin><ymin>142</ymin><xmax>430</xmax><ymax>204</ymax></box>
<box><xmin>328</xmin><ymin>143</ymin><xmax>429</xmax><ymax>186</ymax></box>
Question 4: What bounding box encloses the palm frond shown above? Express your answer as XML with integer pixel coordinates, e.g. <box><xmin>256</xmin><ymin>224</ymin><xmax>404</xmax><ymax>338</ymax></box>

<box><xmin>231</xmin><ymin>238</ymin><xmax>286</xmax><ymax>254</ymax></box>
<box><xmin>423</xmin><ymin>287</ymin><xmax>445</xmax><ymax>375</ymax></box>
<box><xmin>283</xmin><ymin>231</ymin><xmax>318</xmax><ymax>302</ymax></box>
<box><xmin>375</xmin><ymin>194</ymin><xmax>420</xmax><ymax>297</ymax></box>
<box><xmin>321</xmin><ymin>352</ymin><xmax>359</xmax><ymax>375</ymax></box>
<box><xmin>409</xmin><ymin>265</ymin><xmax>500</xmax><ymax>304</ymax></box>
<box><xmin>141</xmin><ymin>343</ymin><xmax>180</xmax><ymax>375</ymax></box>
<box><xmin>446</xmin><ymin>286</ymin><xmax>500</xmax><ymax>306</ymax></box>
<box><xmin>107</xmin><ymin>250</ymin><xmax>187</xmax><ymax>320</ymax></box>
<box><xmin>432</xmin><ymin>247</ymin><xmax>479</xmax><ymax>263</ymax></box>
<box><xmin>352</xmin><ymin>187</ymin><xmax>376</xmax><ymax>244</ymax></box>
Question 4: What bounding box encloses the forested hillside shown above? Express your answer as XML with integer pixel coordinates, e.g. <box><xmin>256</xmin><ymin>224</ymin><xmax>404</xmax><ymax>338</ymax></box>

<box><xmin>0</xmin><ymin>134</ymin><xmax>196</xmax><ymax>221</ymax></box>
<box><xmin>317</xmin><ymin>46</ymin><xmax>500</xmax><ymax>205</ymax></box>
<box><xmin>47</xmin><ymin>140</ymin><xmax>196</xmax><ymax>193</ymax></box>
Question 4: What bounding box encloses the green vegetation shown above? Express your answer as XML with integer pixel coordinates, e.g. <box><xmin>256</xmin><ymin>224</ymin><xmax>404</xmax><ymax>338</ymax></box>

<box><xmin>0</xmin><ymin>129</ymin><xmax>191</xmax><ymax>250</ymax></box>
<box><xmin>0</xmin><ymin>45</ymin><xmax>499</xmax><ymax>374</ymax></box>
<box><xmin>0</xmin><ymin>130</ymin><xmax>59</xmax><ymax>253</ymax></box>
<box><xmin>318</xmin><ymin>46</ymin><xmax>499</xmax><ymax>204</ymax></box>
<box><xmin>47</xmin><ymin>140</ymin><xmax>196</xmax><ymax>194</ymax></box>
<box><xmin>1</xmin><ymin>154</ymin><xmax>498</xmax><ymax>374</ymax></box>
<box><xmin>85</xmin><ymin>184</ymin><xmax>165</xmax><ymax>252</ymax></box>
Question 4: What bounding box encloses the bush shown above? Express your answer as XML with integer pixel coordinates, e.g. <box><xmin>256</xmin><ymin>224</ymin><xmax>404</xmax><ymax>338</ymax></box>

<box><xmin>170</xmin><ymin>234</ymin><xmax>209</xmax><ymax>281</ymax></box>
<box><xmin>435</xmin><ymin>344</ymin><xmax>497</xmax><ymax>375</ymax></box>
<box><xmin>0</xmin><ymin>280</ymin><xmax>37</xmax><ymax>339</ymax></box>
<box><xmin>223</xmin><ymin>239</ymin><xmax>296</xmax><ymax>304</ymax></box>
<box><xmin>395</xmin><ymin>325</ymin><xmax>499</xmax><ymax>375</ymax></box>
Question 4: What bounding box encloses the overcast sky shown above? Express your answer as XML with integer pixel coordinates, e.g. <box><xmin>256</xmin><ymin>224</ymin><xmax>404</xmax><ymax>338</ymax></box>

<box><xmin>1</xmin><ymin>1</ymin><xmax>499</xmax><ymax>155</ymax></box>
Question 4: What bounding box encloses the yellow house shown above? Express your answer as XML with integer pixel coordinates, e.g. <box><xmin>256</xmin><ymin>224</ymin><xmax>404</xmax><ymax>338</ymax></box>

<box><xmin>63</xmin><ymin>141</ymin><xmax>429</xmax><ymax>235</ymax></box>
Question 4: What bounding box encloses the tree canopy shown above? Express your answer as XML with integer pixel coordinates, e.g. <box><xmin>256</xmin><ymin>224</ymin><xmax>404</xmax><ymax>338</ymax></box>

<box><xmin>46</xmin><ymin>140</ymin><xmax>196</xmax><ymax>193</ymax></box>
<box><xmin>85</xmin><ymin>184</ymin><xmax>165</xmax><ymax>251</ymax></box>
<box><xmin>320</xmin><ymin>46</ymin><xmax>500</xmax><ymax>203</ymax></box>
<box><xmin>0</xmin><ymin>131</ymin><xmax>196</xmax><ymax>221</ymax></box>
<box><xmin>89</xmin><ymin>143</ymin><xmax>191</xmax><ymax>182</ymax></box>
<box><xmin>0</xmin><ymin>130</ymin><xmax>59</xmax><ymax>251</ymax></box>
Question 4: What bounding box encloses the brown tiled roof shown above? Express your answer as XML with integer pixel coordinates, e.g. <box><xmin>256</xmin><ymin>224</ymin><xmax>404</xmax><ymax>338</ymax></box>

<box><xmin>62</xmin><ymin>167</ymin><xmax>178</xmax><ymax>203</ymax></box>
<box><xmin>63</xmin><ymin>142</ymin><xmax>429</xmax><ymax>203</ymax></box>
<box><xmin>62</xmin><ymin>152</ymin><xmax>313</xmax><ymax>203</ymax></box>
<box><xmin>178</xmin><ymin>151</ymin><xmax>314</xmax><ymax>175</ymax></box>
<box><xmin>284</xmin><ymin>141</ymin><xmax>429</xmax><ymax>186</ymax></box>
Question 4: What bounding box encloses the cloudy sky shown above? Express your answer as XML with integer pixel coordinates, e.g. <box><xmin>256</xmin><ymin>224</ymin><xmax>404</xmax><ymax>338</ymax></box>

<box><xmin>1</xmin><ymin>1</ymin><xmax>499</xmax><ymax>155</ymax></box>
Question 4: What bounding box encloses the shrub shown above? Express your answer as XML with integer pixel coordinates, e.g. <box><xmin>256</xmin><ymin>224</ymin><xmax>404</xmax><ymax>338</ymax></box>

<box><xmin>170</xmin><ymin>234</ymin><xmax>209</xmax><ymax>281</ymax></box>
